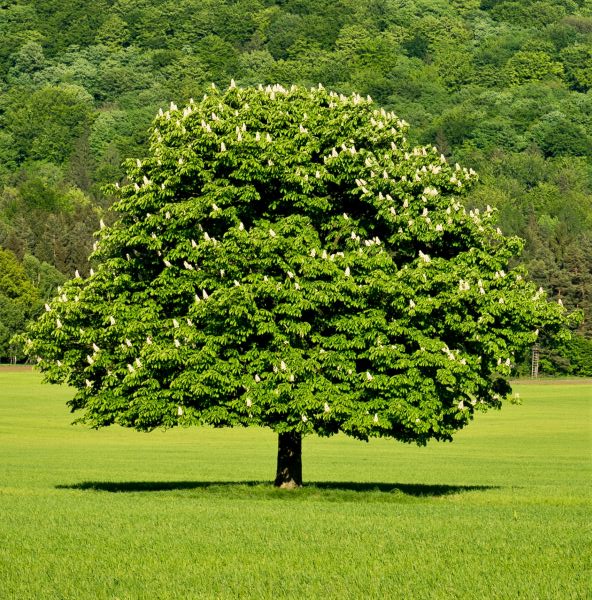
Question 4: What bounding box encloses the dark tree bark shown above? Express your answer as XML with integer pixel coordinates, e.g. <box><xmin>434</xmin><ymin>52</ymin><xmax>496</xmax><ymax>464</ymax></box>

<box><xmin>274</xmin><ymin>431</ymin><xmax>302</xmax><ymax>488</ymax></box>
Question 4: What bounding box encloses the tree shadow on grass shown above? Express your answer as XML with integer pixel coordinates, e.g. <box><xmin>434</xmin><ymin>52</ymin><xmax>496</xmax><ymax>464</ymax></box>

<box><xmin>56</xmin><ymin>480</ymin><xmax>499</xmax><ymax>500</ymax></box>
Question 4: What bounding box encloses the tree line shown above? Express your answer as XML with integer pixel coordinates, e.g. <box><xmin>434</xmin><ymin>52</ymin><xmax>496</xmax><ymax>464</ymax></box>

<box><xmin>0</xmin><ymin>0</ymin><xmax>591</xmax><ymax>374</ymax></box>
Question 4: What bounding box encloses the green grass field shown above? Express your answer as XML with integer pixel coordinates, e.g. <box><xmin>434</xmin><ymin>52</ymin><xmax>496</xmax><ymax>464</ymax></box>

<box><xmin>0</xmin><ymin>370</ymin><xmax>590</xmax><ymax>599</ymax></box>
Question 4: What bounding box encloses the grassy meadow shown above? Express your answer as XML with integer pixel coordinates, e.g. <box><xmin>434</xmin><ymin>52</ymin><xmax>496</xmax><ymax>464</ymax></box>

<box><xmin>0</xmin><ymin>370</ymin><xmax>590</xmax><ymax>599</ymax></box>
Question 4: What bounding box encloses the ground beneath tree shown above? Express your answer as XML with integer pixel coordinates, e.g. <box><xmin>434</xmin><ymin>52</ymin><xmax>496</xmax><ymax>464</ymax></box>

<box><xmin>0</xmin><ymin>365</ymin><xmax>33</xmax><ymax>372</ymax></box>
<box><xmin>511</xmin><ymin>377</ymin><xmax>592</xmax><ymax>385</ymax></box>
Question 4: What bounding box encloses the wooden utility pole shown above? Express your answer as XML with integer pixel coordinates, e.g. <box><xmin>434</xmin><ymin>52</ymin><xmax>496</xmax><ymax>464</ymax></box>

<box><xmin>531</xmin><ymin>345</ymin><xmax>540</xmax><ymax>378</ymax></box>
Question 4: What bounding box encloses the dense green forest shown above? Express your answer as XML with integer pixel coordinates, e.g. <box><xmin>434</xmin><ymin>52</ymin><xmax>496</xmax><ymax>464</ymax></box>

<box><xmin>1</xmin><ymin>0</ymin><xmax>591</xmax><ymax>374</ymax></box>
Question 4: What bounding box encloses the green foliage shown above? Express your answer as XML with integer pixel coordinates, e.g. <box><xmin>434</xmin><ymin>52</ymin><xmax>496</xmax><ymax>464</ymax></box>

<box><xmin>95</xmin><ymin>14</ymin><xmax>130</xmax><ymax>49</ymax></box>
<box><xmin>560</xmin><ymin>43</ymin><xmax>592</xmax><ymax>91</ymax></box>
<box><xmin>0</xmin><ymin>167</ymin><xmax>100</xmax><ymax>275</ymax></box>
<box><xmin>194</xmin><ymin>36</ymin><xmax>240</xmax><ymax>86</ymax></box>
<box><xmin>1</xmin><ymin>0</ymin><xmax>592</xmax><ymax>373</ymax></box>
<box><xmin>27</xmin><ymin>0</ymin><xmax>112</xmax><ymax>55</ymax></box>
<box><xmin>561</xmin><ymin>335</ymin><xmax>592</xmax><ymax>375</ymax></box>
<box><xmin>489</xmin><ymin>1</ymin><xmax>576</xmax><ymax>27</ymax></box>
<box><xmin>10</xmin><ymin>40</ymin><xmax>46</xmax><ymax>75</ymax></box>
<box><xmin>21</xmin><ymin>253</ymin><xmax>66</xmax><ymax>301</ymax></box>
<box><xmin>4</xmin><ymin>83</ymin><xmax>94</xmax><ymax>164</ymax></box>
<box><xmin>503</xmin><ymin>51</ymin><xmax>564</xmax><ymax>86</ymax></box>
<box><xmin>530</xmin><ymin>111</ymin><xmax>592</xmax><ymax>156</ymax></box>
<box><xmin>23</xmin><ymin>86</ymin><xmax>572</xmax><ymax>444</ymax></box>
<box><xmin>0</xmin><ymin>247</ymin><xmax>41</xmax><ymax>360</ymax></box>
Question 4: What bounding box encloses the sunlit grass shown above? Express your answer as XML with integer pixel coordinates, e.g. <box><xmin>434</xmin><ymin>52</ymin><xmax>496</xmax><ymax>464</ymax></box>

<box><xmin>0</xmin><ymin>371</ymin><xmax>590</xmax><ymax>599</ymax></box>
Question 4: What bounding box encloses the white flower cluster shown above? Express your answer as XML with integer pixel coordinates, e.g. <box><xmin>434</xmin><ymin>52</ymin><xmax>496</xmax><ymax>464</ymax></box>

<box><xmin>442</xmin><ymin>346</ymin><xmax>456</xmax><ymax>361</ymax></box>
<box><xmin>418</xmin><ymin>250</ymin><xmax>431</xmax><ymax>263</ymax></box>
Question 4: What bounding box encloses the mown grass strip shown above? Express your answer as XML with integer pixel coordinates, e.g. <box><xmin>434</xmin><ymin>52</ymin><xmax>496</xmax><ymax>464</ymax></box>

<box><xmin>0</xmin><ymin>372</ymin><xmax>589</xmax><ymax>599</ymax></box>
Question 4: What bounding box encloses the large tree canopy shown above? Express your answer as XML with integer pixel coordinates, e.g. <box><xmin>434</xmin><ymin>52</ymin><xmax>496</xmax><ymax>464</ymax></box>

<box><xmin>22</xmin><ymin>84</ymin><xmax>573</xmax><ymax>486</ymax></box>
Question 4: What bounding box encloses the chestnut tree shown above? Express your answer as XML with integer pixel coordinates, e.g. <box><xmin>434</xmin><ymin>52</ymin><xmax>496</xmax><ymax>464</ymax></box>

<box><xmin>22</xmin><ymin>84</ymin><xmax>572</xmax><ymax>487</ymax></box>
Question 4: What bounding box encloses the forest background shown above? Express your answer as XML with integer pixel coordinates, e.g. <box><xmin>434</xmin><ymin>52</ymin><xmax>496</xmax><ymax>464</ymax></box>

<box><xmin>0</xmin><ymin>0</ymin><xmax>591</xmax><ymax>375</ymax></box>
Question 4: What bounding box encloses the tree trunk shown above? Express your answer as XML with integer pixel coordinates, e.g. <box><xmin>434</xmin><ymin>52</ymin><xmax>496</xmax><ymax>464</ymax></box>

<box><xmin>274</xmin><ymin>431</ymin><xmax>302</xmax><ymax>488</ymax></box>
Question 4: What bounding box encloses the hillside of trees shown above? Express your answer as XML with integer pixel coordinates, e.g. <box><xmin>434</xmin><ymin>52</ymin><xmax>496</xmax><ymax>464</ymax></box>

<box><xmin>1</xmin><ymin>0</ymin><xmax>591</xmax><ymax>374</ymax></box>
